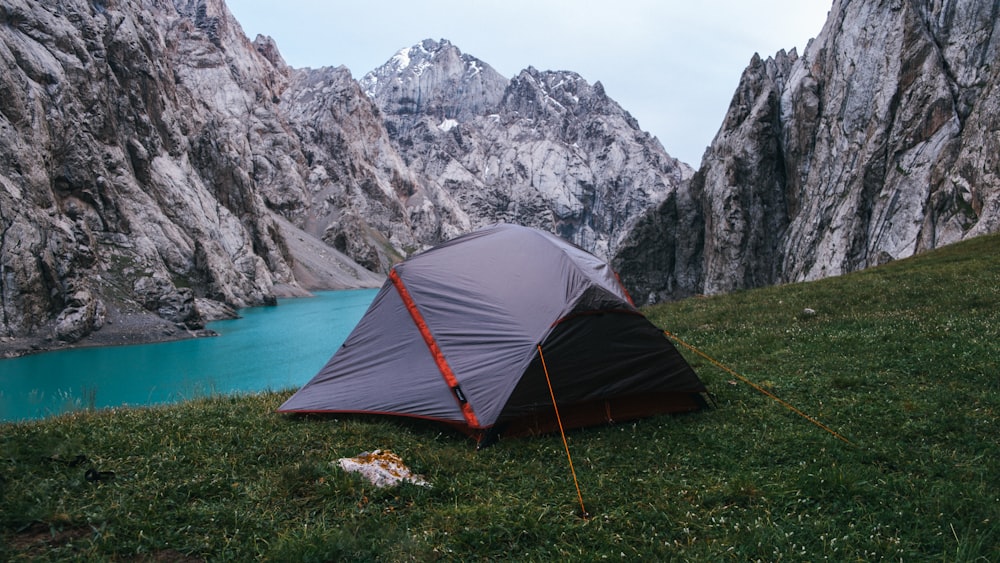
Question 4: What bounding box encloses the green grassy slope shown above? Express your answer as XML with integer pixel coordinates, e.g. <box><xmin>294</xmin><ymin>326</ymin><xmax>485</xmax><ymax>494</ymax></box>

<box><xmin>2</xmin><ymin>234</ymin><xmax>997</xmax><ymax>561</ymax></box>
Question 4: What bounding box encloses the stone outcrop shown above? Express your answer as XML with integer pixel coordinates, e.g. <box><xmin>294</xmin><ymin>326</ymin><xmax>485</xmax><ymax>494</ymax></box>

<box><xmin>0</xmin><ymin>0</ymin><xmax>377</xmax><ymax>351</ymax></box>
<box><xmin>279</xmin><ymin>65</ymin><xmax>418</xmax><ymax>272</ymax></box>
<box><xmin>361</xmin><ymin>39</ymin><xmax>692</xmax><ymax>258</ymax></box>
<box><xmin>0</xmin><ymin>4</ymin><xmax>679</xmax><ymax>352</ymax></box>
<box><xmin>10</xmin><ymin>0</ymin><xmax>996</xmax><ymax>354</ymax></box>
<box><xmin>615</xmin><ymin>0</ymin><xmax>1000</xmax><ymax>303</ymax></box>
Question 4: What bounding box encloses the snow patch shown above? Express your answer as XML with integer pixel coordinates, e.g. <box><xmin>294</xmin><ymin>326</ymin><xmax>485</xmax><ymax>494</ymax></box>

<box><xmin>438</xmin><ymin>118</ymin><xmax>459</xmax><ymax>132</ymax></box>
<box><xmin>390</xmin><ymin>47</ymin><xmax>411</xmax><ymax>70</ymax></box>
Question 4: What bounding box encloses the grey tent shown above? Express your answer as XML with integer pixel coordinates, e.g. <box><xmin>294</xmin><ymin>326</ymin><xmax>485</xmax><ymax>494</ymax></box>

<box><xmin>278</xmin><ymin>224</ymin><xmax>706</xmax><ymax>444</ymax></box>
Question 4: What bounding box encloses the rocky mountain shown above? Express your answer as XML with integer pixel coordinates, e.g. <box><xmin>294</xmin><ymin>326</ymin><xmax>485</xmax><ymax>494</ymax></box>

<box><xmin>0</xmin><ymin>0</ymin><xmax>382</xmax><ymax>354</ymax></box>
<box><xmin>0</xmin><ymin>2</ymin><xmax>682</xmax><ymax>354</ymax></box>
<box><xmin>10</xmin><ymin>0</ymin><xmax>993</xmax><ymax>356</ymax></box>
<box><xmin>278</xmin><ymin>64</ymin><xmax>420</xmax><ymax>272</ymax></box>
<box><xmin>615</xmin><ymin>0</ymin><xmax>1000</xmax><ymax>303</ymax></box>
<box><xmin>361</xmin><ymin>39</ymin><xmax>692</xmax><ymax>259</ymax></box>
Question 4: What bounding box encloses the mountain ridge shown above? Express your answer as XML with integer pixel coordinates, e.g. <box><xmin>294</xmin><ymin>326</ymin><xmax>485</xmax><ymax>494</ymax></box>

<box><xmin>0</xmin><ymin>2</ymin><xmax>684</xmax><ymax>355</ymax></box>
<box><xmin>613</xmin><ymin>0</ymin><xmax>1000</xmax><ymax>303</ymax></box>
<box><xmin>3</xmin><ymin>0</ymin><xmax>998</xmax><ymax>357</ymax></box>
<box><xmin>359</xmin><ymin>38</ymin><xmax>691</xmax><ymax>259</ymax></box>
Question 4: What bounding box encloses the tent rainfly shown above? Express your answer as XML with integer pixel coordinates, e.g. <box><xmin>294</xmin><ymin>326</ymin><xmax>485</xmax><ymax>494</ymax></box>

<box><xmin>278</xmin><ymin>224</ymin><xmax>707</xmax><ymax>445</ymax></box>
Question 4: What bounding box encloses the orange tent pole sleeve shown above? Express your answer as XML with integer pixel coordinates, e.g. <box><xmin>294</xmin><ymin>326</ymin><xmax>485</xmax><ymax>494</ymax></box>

<box><xmin>613</xmin><ymin>271</ymin><xmax>636</xmax><ymax>307</ymax></box>
<box><xmin>390</xmin><ymin>269</ymin><xmax>481</xmax><ymax>429</ymax></box>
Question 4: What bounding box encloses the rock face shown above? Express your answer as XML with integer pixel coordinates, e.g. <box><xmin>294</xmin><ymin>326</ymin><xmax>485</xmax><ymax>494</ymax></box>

<box><xmin>12</xmin><ymin>0</ymin><xmax>993</xmax><ymax>352</ymax></box>
<box><xmin>615</xmin><ymin>0</ymin><xmax>1000</xmax><ymax>303</ymax></box>
<box><xmin>280</xmin><ymin>65</ymin><xmax>419</xmax><ymax>272</ymax></box>
<box><xmin>0</xmin><ymin>0</ymin><xmax>372</xmax><ymax>350</ymax></box>
<box><xmin>0</xmin><ymin>4</ymin><xmax>681</xmax><ymax>350</ymax></box>
<box><xmin>361</xmin><ymin>39</ymin><xmax>692</xmax><ymax>258</ymax></box>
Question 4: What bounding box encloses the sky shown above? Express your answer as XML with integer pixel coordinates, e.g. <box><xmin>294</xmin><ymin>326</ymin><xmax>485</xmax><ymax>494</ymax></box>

<box><xmin>225</xmin><ymin>1</ymin><xmax>833</xmax><ymax>167</ymax></box>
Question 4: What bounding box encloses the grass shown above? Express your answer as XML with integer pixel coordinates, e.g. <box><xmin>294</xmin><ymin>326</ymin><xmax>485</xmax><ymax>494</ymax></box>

<box><xmin>2</xmin><ymin>233</ymin><xmax>998</xmax><ymax>561</ymax></box>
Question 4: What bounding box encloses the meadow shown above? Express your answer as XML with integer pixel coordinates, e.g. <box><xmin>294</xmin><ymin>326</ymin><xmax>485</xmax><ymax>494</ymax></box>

<box><xmin>2</xmin><ymin>233</ymin><xmax>997</xmax><ymax>561</ymax></box>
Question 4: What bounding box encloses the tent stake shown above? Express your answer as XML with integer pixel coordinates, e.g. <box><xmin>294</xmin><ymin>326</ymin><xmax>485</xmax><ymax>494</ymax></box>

<box><xmin>537</xmin><ymin>344</ymin><xmax>589</xmax><ymax>519</ymax></box>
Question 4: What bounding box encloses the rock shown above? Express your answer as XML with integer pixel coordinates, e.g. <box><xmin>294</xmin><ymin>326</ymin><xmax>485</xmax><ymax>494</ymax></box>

<box><xmin>360</xmin><ymin>39</ymin><xmax>691</xmax><ymax>259</ymax></box>
<box><xmin>53</xmin><ymin>290</ymin><xmax>106</xmax><ymax>343</ymax></box>
<box><xmin>193</xmin><ymin>298</ymin><xmax>239</xmax><ymax>323</ymax></box>
<box><xmin>337</xmin><ymin>450</ymin><xmax>431</xmax><ymax>488</ymax></box>
<box><xmin>615</xmin><ymin>0</ymin><xmax>1000</xmax><ymax>302</ymax></box>
<box><xmin>0</xmin><ymin>3</ymin><xmax>683</xmax><ymax>349</ymax></box>
<box><xmin>280</xmin><ymin>64</ymin><xmax>417</xmax><ymax>271</ymax></box>
<box><xmin>0</xmin><ymin>0</ymin><xmax>380</xmax><ymax>346</ymax></box>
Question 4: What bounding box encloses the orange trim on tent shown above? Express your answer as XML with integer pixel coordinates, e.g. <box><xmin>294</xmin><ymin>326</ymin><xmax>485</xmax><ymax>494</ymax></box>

<box><xmin>613</xmin><ymin>271</ymin><xmax>636</xmax><ymax>307</ymax></box>
<box><xmin>389</xmin><ymin>268</ymin><xmax>481</xmax><ymax>429</ymax></box>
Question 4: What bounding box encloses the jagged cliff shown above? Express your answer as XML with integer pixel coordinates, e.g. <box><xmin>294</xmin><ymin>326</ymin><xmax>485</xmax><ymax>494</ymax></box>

<box><xmin>615</xmin><ymin>0</ymin><xmax>1000</xmax><ymax>303</ymax></box>
<box><xmin>0</xmin><ymin>0</ymin><xmax>382</xmax><ymax>354</ymax></box>
<box><xmin>0</xmin><ymin>2</ymin><xmax>681</xmax><ymax>353</ymax></box>
<box><xmin>7</xmin><ymin>0</ymin><xmax>996</xmax><ymax>354</ymax></box>
<box><xmin>279</xmin><ymin>64</ymin><xmax>420</xmax><ymax>272</ymax></box>
<box><xmin>361</xmin><ymin>39</ymin><xmax>692</xmax><ymax>259</ymax></box>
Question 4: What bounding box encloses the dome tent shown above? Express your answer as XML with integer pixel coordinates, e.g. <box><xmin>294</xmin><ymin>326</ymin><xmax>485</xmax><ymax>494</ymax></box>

<box><xmin>278</xmin><ymin>224</ymin><xmax>707</xmax><ymax>446</ymax></box>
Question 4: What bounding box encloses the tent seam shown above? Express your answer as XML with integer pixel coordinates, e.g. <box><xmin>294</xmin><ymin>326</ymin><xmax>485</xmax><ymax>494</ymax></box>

<box><xmin>389</xmin><ymin>268</ymin><xmax>482</xmax><ymax>429</ymax></box>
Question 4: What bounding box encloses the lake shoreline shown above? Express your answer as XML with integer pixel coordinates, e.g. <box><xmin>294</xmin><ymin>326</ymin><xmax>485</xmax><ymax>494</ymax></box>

<box><xmin>0</xmin><ymin>288</ymin><xmax>285</xmax><ymax>359</ymax></box>
<box><xmin>1</xmin><ymin>288</ymin><xmax>380</xmax><ymax>423</ymax></box>
<box><xmin>2</xmin><ymin>217</ymin><xmax>386</xmax><ymax>360</ymax></box>
<box><xmin>0</xmin><ymin>307</ymin><xmax>213</xmax><ymax>360</ymax></box>
<box><xmin>0</xmin><ymin>283</ymin><xmax>383</xmax><ymax>360</ymax></box>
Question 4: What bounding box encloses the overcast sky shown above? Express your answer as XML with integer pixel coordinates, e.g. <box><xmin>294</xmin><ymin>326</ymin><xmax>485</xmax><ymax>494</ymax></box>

<box><xmin>226</xmin><ymin>1</ymin><xmax>832</xmax><ymax>166</ymax></box>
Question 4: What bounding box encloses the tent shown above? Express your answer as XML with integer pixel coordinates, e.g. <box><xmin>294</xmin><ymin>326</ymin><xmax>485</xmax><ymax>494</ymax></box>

<box><xmin>278</xmin><ymin>224</ymin><xmax>707</xmax><ymax>445</ymax></box>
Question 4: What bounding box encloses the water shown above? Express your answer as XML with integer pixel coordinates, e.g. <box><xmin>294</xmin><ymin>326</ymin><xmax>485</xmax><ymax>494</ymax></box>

<box><xmin>0</xmin><ymin>289</ymin><xmax>378</xmax><ymax>423</ymax></box>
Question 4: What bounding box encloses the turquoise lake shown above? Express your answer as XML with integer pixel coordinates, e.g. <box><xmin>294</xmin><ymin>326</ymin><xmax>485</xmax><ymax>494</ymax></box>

<box><xmin>0</xmin><ymin>289</ymin><xmax>378</xmax><ymax>423</ymax></box>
